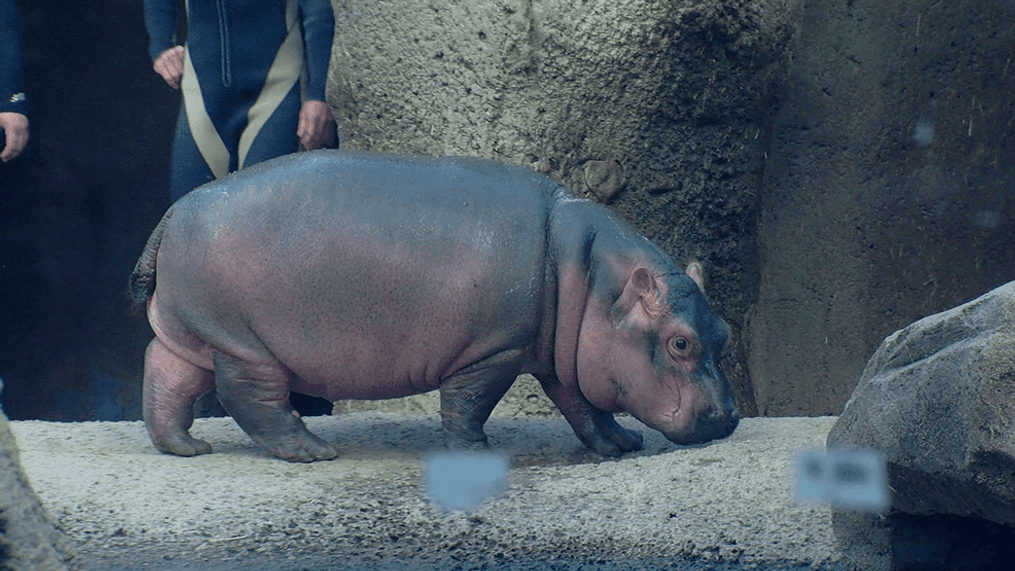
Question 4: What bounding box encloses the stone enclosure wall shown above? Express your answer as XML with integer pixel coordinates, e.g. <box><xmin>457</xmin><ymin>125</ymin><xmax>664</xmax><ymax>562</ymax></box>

<box><xmin>749</xmin><ymin>0</ymin><xmax>1015</xmax><ymax>415</ymax></box>
<box><xmin>325</xmin><ymin>0</ymin><xmax>1015</xmax><ymax>417</ymax></box>
<box><xmin>327</xmin><ymin>0</ymin><xmax>804</xmax><ymax>416</ymax></box>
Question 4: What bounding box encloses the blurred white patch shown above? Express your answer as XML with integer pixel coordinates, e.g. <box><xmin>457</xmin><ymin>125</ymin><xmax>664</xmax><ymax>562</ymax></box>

<box><xmin>425</xmin><ymin>451</ymin><xmax>510</xmax><ymax>512</ymax></box>
<box><xmin>794</xmin><ymin>448</ymin><xmax>890</xmax><ymax>512</ymax></box>
<box><xmin>913</xmin><ymin>121</ymin><xmax>935</xmax><ymax>148</ymax></box>
<box><xmin>970</xmin><ymin>209</ymin><xmax>1002</xmax><ymax>230</ymax></box>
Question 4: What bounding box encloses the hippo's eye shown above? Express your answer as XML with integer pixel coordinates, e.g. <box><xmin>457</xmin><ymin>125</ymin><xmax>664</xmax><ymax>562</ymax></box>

<box><xmin>670</xmin><ymin>336</ymin><xmax>692</xmax><ymax>357</ymax></box>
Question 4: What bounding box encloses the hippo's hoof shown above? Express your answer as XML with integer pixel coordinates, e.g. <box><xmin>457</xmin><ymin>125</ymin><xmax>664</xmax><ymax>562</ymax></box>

<box><xmin>439</xmin><ymin>423</ymin><xmax>492</xmax><ymax>451</ymax></box>
<box><xmin>154</xmin><ymin>434</ymin><xmax>213</xmax><ymax>457</ymax></box>
<box><xmin>266</xmin><ymin>433</ymin><xmax>339</xmax><ymax>463</ymax></box>
<box><xmin>442</xmin><ymin>432</ymin><xmax>491</xmax><ymax>451</ymax></box>
<box><xmin>590</xmin><ymin>426</ymin><xmax>644</xmax><ymax>457</ymax></box>
<box><xmin>612</xmin><ymin>426</ymin><xmax>644</xmax><ymax>454</ymax></box>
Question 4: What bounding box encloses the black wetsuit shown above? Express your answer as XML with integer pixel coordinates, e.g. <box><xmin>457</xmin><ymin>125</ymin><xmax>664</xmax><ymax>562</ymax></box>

<box><xmin>144</xmin><ymin>0</ymin><xmax>335</xmax><ymax>200</ymax></box>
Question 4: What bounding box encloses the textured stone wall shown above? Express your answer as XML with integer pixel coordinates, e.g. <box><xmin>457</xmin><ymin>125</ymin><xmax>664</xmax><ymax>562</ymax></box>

<box><xmin>328</xmin><ymin>0</ymin><xmax>804</xmax><ymax>415</ymax></box>
<box><xmin>749</xmin><ymin>0</ymin><xmax>1015</xmax><ymax>415</ymax></box>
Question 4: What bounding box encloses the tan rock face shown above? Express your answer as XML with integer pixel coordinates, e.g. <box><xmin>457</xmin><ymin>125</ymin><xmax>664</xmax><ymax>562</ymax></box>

<box><xmin>327</xmin><ymin>0</ymin><xmax>1015</xmax><ymax>423</ymax></box>
<box><xmin>327</xmin><ymin>0</ymin><xmax>802</xmax><ymax>416</ymax></box>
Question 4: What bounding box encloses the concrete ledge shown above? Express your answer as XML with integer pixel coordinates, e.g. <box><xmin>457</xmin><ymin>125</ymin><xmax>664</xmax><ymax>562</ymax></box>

<box><xmin>10</xmin><ymin>414</ymin><xmax>841</xmax><ymax>570</ymax></box>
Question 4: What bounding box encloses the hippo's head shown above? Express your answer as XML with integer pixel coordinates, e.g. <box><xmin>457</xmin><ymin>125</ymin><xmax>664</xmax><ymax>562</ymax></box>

<box><xmin>577</xmin><ymin>262</ymin><xmax>740</xmax><ymax>445</ymax></box>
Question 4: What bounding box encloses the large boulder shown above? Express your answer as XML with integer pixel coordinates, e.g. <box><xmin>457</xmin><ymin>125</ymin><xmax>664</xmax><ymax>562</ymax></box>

<box><xmin>827</xmin><ymin>281</ymin><xmax>1015</xmax><ymax>569</ymax></box>
<box><xmin>1</xmin><ymin>386</ymin><xmax>76</xmax><ymax>571</ymax></box>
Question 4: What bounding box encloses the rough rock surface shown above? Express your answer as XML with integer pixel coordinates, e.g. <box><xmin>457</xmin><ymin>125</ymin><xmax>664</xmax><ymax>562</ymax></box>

<box><xmin>0</xmin><ymin>404</ymin><xmax>76</xmax><ymax>571</ymax></box>
<box><xmin>828</xmin><ymin>280</ymin><xmax>1015</xmax><ymax>523</ymax></box>
<box><xmin>749</xmin><ymin>0</ymin><xmax>1015</xmax><ymax>415</ymax></box>
<box><xmin>328</xmin><ymin>0</ymin><xmax>804</xmax><ymax>416</ymax></box>
<box><xmin>827</xmin><ymin>280</ymin><xmax>1015</xmax><ymax>569</ymax></box>
<box><xmin>11</xmin><ymin>414</ymin><xmax>841</xmax><ymax>570</ymax></box>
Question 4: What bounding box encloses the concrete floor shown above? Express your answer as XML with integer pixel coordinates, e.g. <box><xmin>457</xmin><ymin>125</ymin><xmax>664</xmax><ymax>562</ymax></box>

<box><xmin>10</xmin><ymin>413</ymin><xmax>842</xmax><ymax>570</ymax></box>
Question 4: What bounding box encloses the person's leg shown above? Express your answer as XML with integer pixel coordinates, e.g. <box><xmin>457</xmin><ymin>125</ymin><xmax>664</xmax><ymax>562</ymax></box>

<box><xmin>169</xmin><ymin>108</ymin><xmax>216</xmax><ymax>202</ymax></box>
<box><xmin>239</xmin><ymin>82</ymin><xmax>301</xmax><ymax>169</ymax></box>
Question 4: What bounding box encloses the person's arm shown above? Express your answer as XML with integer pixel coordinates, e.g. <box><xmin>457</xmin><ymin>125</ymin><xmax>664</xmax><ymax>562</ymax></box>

<box><xmin>144</xmin><ymin>0</ymin><xmax>184</xmax><ymax>89</ymax></box>
<box><xmin>1</xmin><ymin>0</ymin><xmax>29</xmax><ymax>161</ymax></box>
<box><xmin>144</xmin><ymin>0</ymin><xmax>179</xmax><ymax>62</ymax></box>
<box><xmin>296</xmin><ymin>0</ymin><xmax>337</xmax><ymax>150</ymax></box>
<box><xmin>299</xmin><ymin>0</ymin><xmax>335</xmax><ymax>102</ymax></box>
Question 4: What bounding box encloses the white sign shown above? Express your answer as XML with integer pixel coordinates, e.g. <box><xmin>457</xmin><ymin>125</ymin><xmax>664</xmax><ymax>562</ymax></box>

<box><xmin>794</xmin><ymin>448</ymin><xmax>890</xmax><ymax>512</ymax></box>
<box><xmin>425</xmin><ymin>451</ymin><xmax>510</xmax><ymax>512</ymax></box>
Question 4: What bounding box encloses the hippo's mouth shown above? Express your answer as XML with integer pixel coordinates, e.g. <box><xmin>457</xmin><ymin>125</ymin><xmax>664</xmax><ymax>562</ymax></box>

<box><xmin>658</xmin><ymin>405</ymin><xmax>739</xmax><ymax>446</ymax></box>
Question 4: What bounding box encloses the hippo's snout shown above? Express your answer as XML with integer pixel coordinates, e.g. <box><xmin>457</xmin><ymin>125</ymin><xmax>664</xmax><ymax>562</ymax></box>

<box><xmin>662</xmin><ymin>404</ymin><xmax>740</xmax><ymax>446</ymax></box>
<box><xmin>701</xmin><ymin>406</ymin><xmax>740</xmax><ymax>442</ymax></box>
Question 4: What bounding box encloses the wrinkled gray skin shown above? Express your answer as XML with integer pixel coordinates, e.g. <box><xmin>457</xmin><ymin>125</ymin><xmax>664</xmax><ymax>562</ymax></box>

<box><xmin>130</xmin><ymin>151</ymin><xmax>739</xmax><ymax>462</ymax></box>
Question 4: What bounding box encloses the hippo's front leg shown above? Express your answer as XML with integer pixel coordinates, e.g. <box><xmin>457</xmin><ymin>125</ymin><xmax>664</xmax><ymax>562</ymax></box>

<box><xmin>536</xmin><ymin>374</ymin><xmax>643</xmax><ymax>456</ymax></box>
<box><xmin>212</xmin><ymin>352</ymin><xmax>338</xmax><ymax>462</ymax></box>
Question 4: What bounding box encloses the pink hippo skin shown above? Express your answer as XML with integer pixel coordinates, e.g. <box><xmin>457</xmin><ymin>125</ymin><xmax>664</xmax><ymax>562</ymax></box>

<box><xmin>130</xmin><ymin>150</ymin><xmax>739</xmax><ymax>462</ymax></box>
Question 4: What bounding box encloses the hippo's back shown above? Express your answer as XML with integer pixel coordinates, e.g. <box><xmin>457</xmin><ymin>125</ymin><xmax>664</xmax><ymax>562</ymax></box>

<box><xmin>152</xmin><ymin>151</ymin><xmax>564</xmax><ymax>398</ymax></box>
<box><xmin>182</xmin><ymin>151</ymin><xmax>559</xmax><ymax>231</ymax></box>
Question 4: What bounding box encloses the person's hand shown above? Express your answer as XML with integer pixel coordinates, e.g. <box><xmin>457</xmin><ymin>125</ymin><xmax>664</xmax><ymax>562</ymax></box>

<box><xmin>297</xmin><ymin>100</ymin><xmax>337</xmax><ymax>150</ymax></box>
<box><xmin>0</xmin><ymin>112</ymin><xmax>29</xmax><ymax>162</ymax></box>
<box><xmin>153</xmin><ymin>46</ymin><xmax>185</xmax><ymax>90</ymax></box>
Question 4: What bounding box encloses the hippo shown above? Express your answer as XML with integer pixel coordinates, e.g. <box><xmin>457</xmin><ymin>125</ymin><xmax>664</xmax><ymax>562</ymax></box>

<box><xmin>130</xmin><ymin>150</ymin><xmax>739</xmax><ymax>462</ymax></box>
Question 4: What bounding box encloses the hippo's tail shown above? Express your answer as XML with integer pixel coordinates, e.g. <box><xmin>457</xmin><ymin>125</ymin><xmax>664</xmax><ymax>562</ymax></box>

<box><xmin>129</xmin><ymin>205</ymin><xmax>175</xmax><ymax>307</ymax></box>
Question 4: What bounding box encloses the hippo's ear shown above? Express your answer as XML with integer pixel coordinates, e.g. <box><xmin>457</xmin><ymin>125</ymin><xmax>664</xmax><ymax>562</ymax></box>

<box><xmin>685</xmin><ymin>262</ymin><xmax>706</xmax><ymax>293</ymax></box>
<box><xmin>631</xmin><ymin>267</ymin><xmax>666</xmax><ymax>315</ymax></box>
<box><xmin>611</xmin><ymin>267</ymin><xmax>666</xmax><ymax>322</ymax></box>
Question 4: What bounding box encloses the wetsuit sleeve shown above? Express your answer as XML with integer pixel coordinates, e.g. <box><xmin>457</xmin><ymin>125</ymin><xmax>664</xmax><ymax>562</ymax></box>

<box><xmin>1</xmin><ymin>0</ymin><xmax>28</xmax><ymax>115</ymax></box>
<box><xmin>144</xmin><ymin>0</ymin><xmax>179</xmax><ymax>62</ymax></box>
<box><xmin>299</xmin><ymin>0</ymin><xmax>335</xmax><ymax>102</ymax></box>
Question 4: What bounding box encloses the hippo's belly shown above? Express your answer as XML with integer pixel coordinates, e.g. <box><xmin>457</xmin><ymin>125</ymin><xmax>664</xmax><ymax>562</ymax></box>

<box><xmin>151</xmin><ymin>152</ymin><xmax>552</xmax><ymax>400</ymax></box>
<box><xmin>249</xmin><ymin>238</ymin><xmax>544</xmax><ymax>401</ymax></box>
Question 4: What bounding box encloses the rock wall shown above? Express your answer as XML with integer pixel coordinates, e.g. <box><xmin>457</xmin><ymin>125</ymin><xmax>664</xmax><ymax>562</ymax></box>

<box><xmin>328</xmin><ymin>0</ymin><xmax>804</xmax><ymax>415</ymax></box>
<box><xmin>748</xmin><ymin>0</ymin><xmax>1015</xmax><ymax>415</ymax></box>
<box><xmin>327</xmin><ymin>0</ymin><xmax>1015</xmax><ymax>419</ymax></box>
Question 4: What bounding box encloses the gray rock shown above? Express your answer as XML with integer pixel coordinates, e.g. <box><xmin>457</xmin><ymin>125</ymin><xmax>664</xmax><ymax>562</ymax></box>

<box><xmin>0</xmin><ymin>404</ymin><xmax>76</xmax><ymax>571</ymax></box>
<box><xmin>827</xmin><ymin>280</ymin><xmax>1015</xmax><ymax>569</ymax></box>
<box><xmin>828</xmin><ymin>280</ymin><xmax>1015</xmax><ymax>523</ymax></box>
<box><xmin>582</xmin><ymin>160</ymin><xmax>626</xmax><ymax>202</ymax></box>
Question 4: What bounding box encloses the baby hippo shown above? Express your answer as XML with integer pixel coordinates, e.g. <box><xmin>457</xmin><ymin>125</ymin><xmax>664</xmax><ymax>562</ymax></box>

<box><xmin>130</xmin><ymin>150</ymin><xmax>739</xmax><ymax>462</ymax></box>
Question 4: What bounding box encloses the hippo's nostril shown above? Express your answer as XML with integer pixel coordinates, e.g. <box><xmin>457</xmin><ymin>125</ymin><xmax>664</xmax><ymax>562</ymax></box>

<box><xmin>707</xmin><ymin>407</ymin><xmax>739</xmax><ymax>440</ymax></box>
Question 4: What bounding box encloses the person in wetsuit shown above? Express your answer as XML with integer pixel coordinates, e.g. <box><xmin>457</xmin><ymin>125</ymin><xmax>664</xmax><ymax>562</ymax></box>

<box><xmin>144</xmin><ymin>0</ymin><xmax>337</xmax><ymax>201</ymax></box>
<box><xmin>1</xmin><ymin>0</ymin><xmax>29</xmax><ymax>162</ymax></box>
<box><xmin>145</xmin><ymin>0</ymin><xmax>338</xmax><ymax>416</ymax></box>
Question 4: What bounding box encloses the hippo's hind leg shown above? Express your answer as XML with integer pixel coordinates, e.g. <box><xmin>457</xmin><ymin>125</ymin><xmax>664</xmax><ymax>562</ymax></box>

<box><xmin>439</xmin><ymin>351</ymin><xmax>521</xmax><ymax>449</ymax></box>
<box><xmin>212</xmin><ymin>351</ymin><xmax>337</xmax><ymax>462</ymax></box>
<box><xmin>143</xmin><ymin>338</ymin><xmax>214</xmax><ymax>456</ymax></box>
